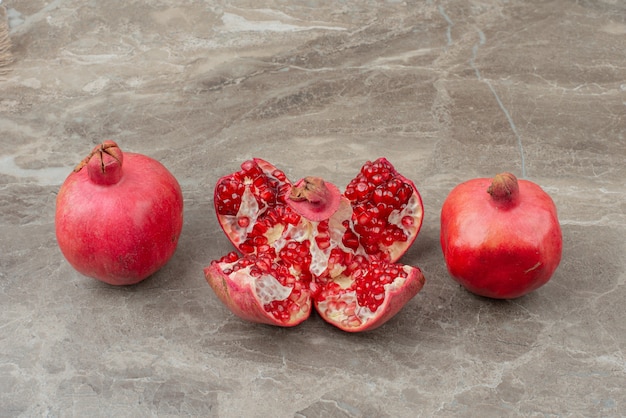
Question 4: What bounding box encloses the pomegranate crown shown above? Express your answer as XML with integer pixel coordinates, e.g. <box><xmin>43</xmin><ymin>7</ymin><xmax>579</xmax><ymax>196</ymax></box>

<box><xmin>487</xmin><ymin>172</ymin><xmax>520</xmax><ymax>206</ymax></box>
<box><xmin>286</xmin><ymin>176</ymin><xmax>342</xmax><ymax>221</ymax></box>
<box><xmin>74</xmin><ymin>140</ymin><xmax>124</xmax><ymax>185</ymax></box>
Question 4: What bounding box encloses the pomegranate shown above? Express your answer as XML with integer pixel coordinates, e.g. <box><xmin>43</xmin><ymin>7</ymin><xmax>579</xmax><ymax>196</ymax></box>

<box><xmin>56</xmin><ymin>141</ymin><xmax>184</xmax><ymax>285</ymax></box>
<box><xmin>204</xmin><ymin>158</ymin><xmax>425</xmax><ymax>332</ymax></box>
<box><xmin>440</xmin><ymin>172</ymin><xmax>562</xmax><ymax>299</ymax></box>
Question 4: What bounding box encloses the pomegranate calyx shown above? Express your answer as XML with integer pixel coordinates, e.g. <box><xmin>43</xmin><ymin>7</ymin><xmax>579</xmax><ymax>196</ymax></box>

<box><xmin>287</xmin><ymin>177</ymin><xmax>341</xmax><ymax>221</ymax></box>
<box><xmin>487</xmin><ymin>172</ymin><xmax>519</xmax><ymax>206</ymax></box>
<box><xmin>75</xmin><ymin>141</ymin><xmax>124</xmax><ymax>186</ymax></box>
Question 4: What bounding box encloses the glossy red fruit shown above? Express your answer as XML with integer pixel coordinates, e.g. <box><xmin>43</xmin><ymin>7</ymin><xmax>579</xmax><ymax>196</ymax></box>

<box><xmin>205</xmin><ymin>158</ymin><xmax>425</xmax><ymax>331</ymax></box>
<box><xmin>56</xmin><ymin>141</ymin><xmax>184</xmax><ymax>285</ymax></box>
<box><xmin>440</xmin><ymin>172</ymin><xmax>562</xmax><ymax>299</ymax></box>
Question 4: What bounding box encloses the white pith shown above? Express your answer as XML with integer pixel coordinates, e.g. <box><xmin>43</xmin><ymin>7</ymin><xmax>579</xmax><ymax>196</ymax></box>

<box><xmin>309</xmin><ymin>222</ymin><xmax>332</xmax><ymax>277</ymax></box>
<box><xmin>388</xmin><ymin>194</ymin><xmax>422</xmax><ymax>236</ymax></box>
<box><xmin>222</xmin><ymin>263</ymin><xmax>293</xmax><ymax>305</ymax></box>
<box><xmin>256</xmin><ymin>274</ymin><xmax>293</xmax><ymax>305</ymax></box>
<box><xmin>221</xmin><ymin>182</ymin><xmax>262</xmax><ymax>246</ymax></box>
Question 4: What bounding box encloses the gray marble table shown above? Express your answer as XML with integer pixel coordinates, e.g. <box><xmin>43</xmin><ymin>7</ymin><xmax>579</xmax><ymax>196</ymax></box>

<box><xmin>1</xmin><ymin>1</ymin><xmax>625</xmax><ymax>416</ymax></box>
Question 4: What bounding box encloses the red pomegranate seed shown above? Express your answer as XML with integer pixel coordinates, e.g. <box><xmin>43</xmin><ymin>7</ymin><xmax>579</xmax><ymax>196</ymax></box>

<box><xmin>241</xmin><ymin>160</ymin><xmax>259</xmax><ymax>175</ymax></box>
<box><xmin>355</xmin><ymin>181</ymin><xmax>369</xmax><ymax>196</ymax></box>
<box><xmin>342</xmin><ymin>230</ymin><xmax>359</xmax><ymax>251</ymax></box>
<box><xmin>239</xmin><ymin>242</ymin><xmax>254</xmax><ymax>254</ymax></box>
<box><xmin>272</xmin><ymin>170</ymin><xmax>286</xmax><ymax>181</ymax></box>
<box><xmin>316</xmin><ymin>238</ymin><xmax>331</xmax><ymax>250</ymax></box>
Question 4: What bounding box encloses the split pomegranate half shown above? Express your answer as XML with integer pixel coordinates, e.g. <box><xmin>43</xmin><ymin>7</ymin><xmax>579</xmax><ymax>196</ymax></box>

<box><xmin>204</xmin><ymin>158</ymin><xmax>425</xmax><ymax>332</ymax></box>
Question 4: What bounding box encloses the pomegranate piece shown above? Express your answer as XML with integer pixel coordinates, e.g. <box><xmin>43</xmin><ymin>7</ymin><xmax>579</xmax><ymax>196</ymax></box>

<box><xmin>55</xmin><ymin>141</ymin><xmax>183</xmax><ymax>285</ymax></box>
<box><xmin>314</xmin><ymin>249</ymin><xmax>425</xmax><ymax>332</ymax></box>
<box><xmin>205</xmin><ymin>251</ymin><xmax>312</xmax><ymax>327</ymax></box>
<box><xmin>205</xmin><ymin>158</ymin><xmax>425</xmax><ymax>331</ymax></box>
<box><xmin>440</xmin><ymin>172</ymin><xmax>562</xmax><ymax>299</ymax></box>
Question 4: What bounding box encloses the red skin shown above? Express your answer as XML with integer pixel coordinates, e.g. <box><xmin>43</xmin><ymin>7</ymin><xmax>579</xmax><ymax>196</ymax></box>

<box><xmin>440</xmin><ymin>174</ymin><xmax>562</xmax><ymax>299</ymax></box>
<box><xmin>56</xmin><ymin>142</ymin><xmax>184</xmax><ymax>285</ymax></box>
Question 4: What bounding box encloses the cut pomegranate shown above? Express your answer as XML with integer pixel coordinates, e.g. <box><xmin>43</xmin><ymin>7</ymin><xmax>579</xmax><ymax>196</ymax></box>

<box><xmin>205</xmin><ymin>251</ymin><xmax>312</xmax><ymax>326</ymax></box>
<box><xmin>204</xmin><ymin>158</ymin><xmax>425</xmax><ymax>331</ymax></box>
<box><xmin>313</xmin><ymin>249</ymin><xmax>425</xmax><ymax>332</ymax></box>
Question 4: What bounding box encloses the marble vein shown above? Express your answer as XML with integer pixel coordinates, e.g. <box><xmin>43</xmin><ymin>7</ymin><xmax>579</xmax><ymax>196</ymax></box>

<box><xmin>469</xmin><ymin>28</ymin><xmax>527</xmax><ymax>178</ymax></box>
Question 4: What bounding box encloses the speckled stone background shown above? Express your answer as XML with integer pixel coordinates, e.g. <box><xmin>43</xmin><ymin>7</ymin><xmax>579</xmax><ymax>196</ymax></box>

<box><xmin>1</xmin><ymin>0</ymin><xmax>625</xmax><ymax>416</ymax></box>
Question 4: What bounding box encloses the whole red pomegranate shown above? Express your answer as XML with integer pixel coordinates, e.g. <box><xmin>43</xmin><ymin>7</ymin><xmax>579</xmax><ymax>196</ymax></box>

<box><xmin>204</xmin><ymin>158</ymin><xmax>425</xmax><ymax>332</ymax></box>
<box><xmin>56</xmin><ymin>141</ymin><xmax>184</xmax><ymax>285</ymax></box>
<box><xmin>440</xmin><ymin>172</ymin><xmax>562</xmax><ymax>299</ymax></box>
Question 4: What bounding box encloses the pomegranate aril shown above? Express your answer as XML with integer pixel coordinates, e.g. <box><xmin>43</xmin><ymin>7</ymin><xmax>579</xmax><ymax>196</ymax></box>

<box><xmin>352</xmin><ymin>269</ymin><xmax>364</xmax><ymax>280</ymax></box>
<box><xmin>354</xmin><ymin>181</ymin><xmax>370</xmax><ymax>198</ymax></box>
<box><xmin>397</xmin><ymin>185</ymin><xmax>412</xmax><ymax>206</ymax></box>
<box><xmin>328</xmin><ymin>249</ymin><xmax>345</xmax><ymax>266</ymax></box>
<box><xmin>272</xmin><ymin>170</ymin><xmax>286</xmax><ymax>181</ymax></box>
<box><xmin>376</xmin><ymin>202</ymin><xmax>393</xmax><ymax>217</ymax></box>
<box><xmin>315</xmin><ymin>225</ymin><xmax>331</xmax><ymax>250</ymax></box>
<box><xmin>309</xmin><ymin>281</ymin><xmax>320</xmax><ymax>296</ymax></box>
<box><xmin>241</xmin><ymin>160</ymin><xmax>260</xmax><ymax>176</ymax></box>
<box><xmin>251</xmin><ymin>223</ymin><xmax>269</xmax><ymax>235</ymax></box>
<box><xmin>393</xmin><ymin>228</ymin><xmax>408</xmax><ymax>242</ymax></box>
<box><xmin>219</xmin><ymin>251</ymin><xmax>240</xmax><ymax>263</ymax></box>
<box><xmin>265</xmin><ymin>300</ymin><xmax>290</xmax><ymax>320</ymax></box>
<box><xmin>298</xmin><ymin>243</ymin><xmax>310</xmax><ymax>256</ymax></box>
<box><xmin>253</xmin><ymin>235</ymin><xmax>268</xmax><ymax>246</ymax></box>
<box><xmin>256</xmin><ymin>244</ymin><xmax>270</xmax><ymax>254</ymax></box>
<box><xmin>253</xmin><ymin>175</ymin><xmax>266</xmax><ymax>188</ymax></box>
<box><xmin>255</xmin><ymin>259</ymin><xmax>270</xmax><ymax>271</ymax></box>
<box><xmin>290</xmin><ymin>303</ymin><xmax>301</xmax><ymax>312</ymax></box>
<box><xmin>357</xmin><ymin>212</ymin><xmax>371</xmax><ymax>226</ymax></box>
<box><xmin>317</xmin><ymin>220</ymin><xmax>330</xmax><ymax>232</ymax></box>
<box><xmin>386</xmin><ymin>178</ymin><xmax>400</xmax><ymax>193</ymax></box>
<box><xmin>259</xmin><ymin>189</ymin><xmax>274</xmax><ymax>204</ymax></box>
<box><xmin>344</xmin><ymin>302</ymin><xmax>356</xmax><ymax>316</ymax></box>
<box><xmin>370</xmin><ymin>226</ymin><xmax>383</xmax><ymax>236</ymax></box>
<box><xmin>379</xmin><ymin>274</ymin><xmax>392</xmax><ymax>284</ymax></box>
<box><xmin>361</xmin><ymin>162</ymin><xmax>374</xmax><ymax>176</ymax></box>
<box><xmin>267</xmin><ymin>177</ymin><xmax>279</xmax><ymax>189</ymax></box>
<box><xmin>239</xmin><ymin>242</ymin><xmax>254</xmax><ymax>254</ymax></box>
<box><xmin>369</xmin><ymin>172</ymin><xmax>389</xmax><ymax>186</ymax></box>
<box><xmin>285</xmin><ymin>210</ymin><xmax>300</xmax><ymax>225</ymax></box>
<box><xmin>382</xmin><ymin>234</ymin><xmax>395</xmax><ymax>246</ymax></box>
<box><xmin>342</xmin><ymin>230</ymin><xmax>359</xmax><ymax>251</ymax></box>
<box><xmin>316</xmin><ymin>239</ymin><xmax>331</xmax><ymax>250</ymax></box>
<box><xmin>373</xmin><ymin>187</ymin><xmax>394</xmax><ymax>206</ymax></box>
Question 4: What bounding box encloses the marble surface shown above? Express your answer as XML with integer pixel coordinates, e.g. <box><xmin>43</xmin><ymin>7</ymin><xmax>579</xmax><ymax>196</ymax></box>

<box><xmin>2</xmin><ymin>0</ymin><xmax>626</xmax><ymax>416</ymax></box>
